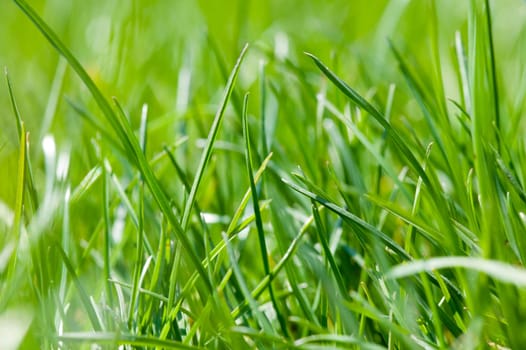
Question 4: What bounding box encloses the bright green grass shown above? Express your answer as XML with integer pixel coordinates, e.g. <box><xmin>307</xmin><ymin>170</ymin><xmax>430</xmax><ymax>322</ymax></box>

<box><xmin>1</xmin><ymin>0</ymin><xmax>526</xmax><ymax>349</ymax></box>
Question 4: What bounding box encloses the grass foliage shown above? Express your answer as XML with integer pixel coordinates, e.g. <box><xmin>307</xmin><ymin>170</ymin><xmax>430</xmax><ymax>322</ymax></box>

<box><xmin>1</xmin><ymin>0</ymin><xmax>526</xmax><ymax>348</ymax></box>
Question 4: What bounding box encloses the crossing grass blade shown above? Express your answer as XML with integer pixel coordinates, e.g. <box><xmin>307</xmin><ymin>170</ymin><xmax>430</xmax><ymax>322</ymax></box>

<box><xmin>180</xmin><ymin>43</ymin><xmax>249</xmax><ymax>231</ymax></box>
<box><xmin>283</xmin><ymin>175</ymin><xmax>410</xmax><ymax>260</ymax></box>
<box><xmin>305</xmin><ymin>53</ymin><xmax>429</xmax><ymax>182</ymax></box>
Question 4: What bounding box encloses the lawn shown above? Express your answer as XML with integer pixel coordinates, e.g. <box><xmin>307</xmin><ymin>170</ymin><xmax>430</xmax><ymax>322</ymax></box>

<box><xmin>1</xmin><ymin>0</ymin><xmax>526</xmax><ymax>349</ymax></box>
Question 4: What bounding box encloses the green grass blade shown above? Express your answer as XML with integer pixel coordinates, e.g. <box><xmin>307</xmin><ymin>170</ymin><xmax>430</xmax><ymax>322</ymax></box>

<box><xmin>482</xmin><ymin>0</ymin><xmax>500</xmax><ymax>134</ymax></box>
<box><xmin>180</xmin><ymin>43</ymin><xmax>249</xmax><ymax>231</ymax></box>
<box><xmin>284</xmin><ymin>175</ymin><xmax>410</xmax><ymax>260</ymax></box>
<box><xmin>128</xmin><ymin>182</ymin><xmax>144</xmax><ymax>329</ymax></box>
<box><xmin>40</xmin><ymin>57</ymin><xmax>67</xmax><ymax>142</ymax></box>
<box><xmin>387</xmin><ymin>257</ymin><xmax>526</xmax><ymax>287</ymax></box>
<box><xmin>5</xmin><ymin>70</ymin><xmax>39</xmax><ymax>210</ymax></box>
<box><xmin>65</xmin><ymin>98</ymin><xmax>125</xmax><ymax>155</ymax></box>
<box><xmin>222</xmin><ymin>232</ymin><xmax>274</xmax><ymax>335</ymax></box>
<box><xmin>305</xmin><ymin>52</ymin><xmax>435</xmax><ymax>191</ymax></box>
<box><xmin>231</xmin><ymin>214</ymin><xmax>315</xmax><ymax>320</ymax></box>
<box><xmin>101</xmin><ymin>161</ymin><xmax>114</xmax><ymax>313</ymax></box>
<box><xmin>468</xmin><ymin>0</ymin><xmax>503</xmax><ymax>259</ymax></box>
<box><xmin>55</xmin><ymin>244</ymin><xmax>103</xmax><ymax>331</ymax></box>
<box><xmin>311</xmin><ymin>203</ymin><xmax>347</xmax><ymax>299</ymax></box>
<box><xmin>242</xmin><ymin>93</ymin><xmax>289</xmax><ymax>337</ymax></box>
<box><xmin>5</xmin><ymin>122</ymin><xmax>26</xmax><ymax>282</ymax></box>
<box><xmin>57</xmin><ymin>332</ymin><xmax>204</xmax><ymax>349</ymax></box>
<box><xmin>259</xmin><ymin>61</ymin><xmax>269</xmax><ymax>156</ymax></box>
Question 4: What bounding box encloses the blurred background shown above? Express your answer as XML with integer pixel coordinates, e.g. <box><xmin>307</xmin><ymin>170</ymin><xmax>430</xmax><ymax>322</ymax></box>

<box><xmin>1</xmin><ymin>0</ymin><xmax>524</xmax><ymax>186</ymax></box>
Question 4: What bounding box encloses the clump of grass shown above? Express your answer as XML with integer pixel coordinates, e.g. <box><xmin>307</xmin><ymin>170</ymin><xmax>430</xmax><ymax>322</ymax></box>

<box><xmin>1</xmin><ymin>0</ymin><xmax>526</xmax><ymax>349</ymax></box>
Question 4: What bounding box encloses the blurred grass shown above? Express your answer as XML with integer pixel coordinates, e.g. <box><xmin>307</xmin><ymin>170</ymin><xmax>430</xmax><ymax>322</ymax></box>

<box><xmin>1</xmin><ymin>0</ymin><xmax>526</xmax><ymax>349</ymax></box>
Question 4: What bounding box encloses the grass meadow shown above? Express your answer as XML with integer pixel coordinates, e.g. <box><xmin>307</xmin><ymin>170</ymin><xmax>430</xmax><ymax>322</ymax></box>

<box><xmin>1</xmin><ymin>0</ymin><xmax>526</xmax><ymax>348</ymax></box>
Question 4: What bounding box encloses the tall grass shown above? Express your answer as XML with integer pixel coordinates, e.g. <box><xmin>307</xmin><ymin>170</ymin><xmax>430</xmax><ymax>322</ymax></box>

<box><xmin>1</xmin><ymin>0</ymin><xmax>526</xmax><ymax>349</ymax></box>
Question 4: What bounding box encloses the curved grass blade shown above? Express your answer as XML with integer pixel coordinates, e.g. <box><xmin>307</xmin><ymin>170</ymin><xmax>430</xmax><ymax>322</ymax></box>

<box><xmin>283</xmin><ymin>176</ymin><xmax>465</xmax><ymax>302</ymax></box>
<box><xmin>305</xmin><ymin>53</ymin><xmax>435</xmax><ymax>194</ymax></box>
<box><xmin>387</xmin><ymin>257</ymin><xmax>526</xmax><ymax>287</ymax></box>
<box><xmin>284</xmin><ymin>175</ymin><xmax>410</xmax><ymax>260</ymax></box>
<box><xmin>306</xmin><ymin>53</ymin><xmax>462</xmax><ymax>255</ymax></box>
<box><xmin>242</xmin><ymin>94</ymin><xmax>288</xmax><ymax>337</ymax></box>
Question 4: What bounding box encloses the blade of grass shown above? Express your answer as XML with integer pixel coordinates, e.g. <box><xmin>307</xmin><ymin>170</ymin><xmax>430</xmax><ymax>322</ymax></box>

<box><xmin>40</xmin><ymin>57</ymin><xmax>67</xmax><ymax>142</ymax></box>
<box><xmin>6</xmin><ymin>69</ymin><xmax>39</xmax><ymax>210</ymax></box>
<box><xmin>283</xmin><ymin>176</ymin><xmax>465</xmax><ymax>303</ymax></box>
<box><xmin>242</xmin><ymin>93</ymin><xmax>288</xmax><ymax>337</ymax></box>
<box><xmin>66</xmin><ymin>98</ymin><xmax>125</xmax><ymax>155</ymax></box>
<box><xmin>311</xmin><ymin>203</ymin><xmax>347</xmax><ymax>299</ymax></box>
<box><xmin>57</xmin><ymin>332</ymin><xmax>203</xmax><ymax>349</ymax></box>
<box><xmin>467</xmin><ymin>0</ymin><xmax>505</xmax><ymax>268</ymax></box>
<box><xmin>305</xmin><ymin>53</ymin><xmax>429</xmax><ymax>184</ymax></box>
<box><xmin>5</xmin><ymin>121</ymin><xmax>27</xmax><ymax>283</ymax></box>
<box><xmin>231</xmin><ymin>213</ymin><xmax>315</xmax><ymax>320</ymax></box>
<box><xmin>70</xmin><ymin>165</ymin><xmax>102</xmax><ymax>203</ymax></box>
<box><xmin>180</xmin><ymin>43</ymin><xmax>249</xmax><ymax>231</ymax></box>
<box><xmin>101</xmin><ymin>161</ymin><xmax>114</xmax><ymax>314</ymax></box>
<box><xmin>284</xmin><ymin>174</ymin><xmax>409</xmax><ymax>259</ymax></box>
<box><xmin>482</xmin><ymin>0</ymin><xmax>500</xmax><ymax>135</ymax></box>
<box><xmin>128</xmin><ymin>182</ymin><xmax>145</xmax><ymax>329</ymax></box>
<box><xmin>222</xmin><ymin>232</ymin><xmax>274</xmax><ymax>335</ymax></box>
<box><xmin>387</xmin><ymin>257</ymin><xmax>526</xmax><ymax>287</ymax></box>
<box><xmin>55</xmin><ymin>243</ymin><xmax>103</xmax><ymax>331</ymax></box>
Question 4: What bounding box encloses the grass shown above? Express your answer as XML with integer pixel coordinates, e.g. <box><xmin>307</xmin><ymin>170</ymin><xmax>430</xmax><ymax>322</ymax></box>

<box><xmin>1</xmin><ymin>0</ymin><xmax>526</xmax><ymax>349</ymax></box>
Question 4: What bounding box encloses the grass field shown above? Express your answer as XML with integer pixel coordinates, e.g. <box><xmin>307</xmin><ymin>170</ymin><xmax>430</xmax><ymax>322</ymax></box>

<box><xmin>1</xmin><ymin>0</ymin><xmax>526</xmax><ymax>348</ymax></box>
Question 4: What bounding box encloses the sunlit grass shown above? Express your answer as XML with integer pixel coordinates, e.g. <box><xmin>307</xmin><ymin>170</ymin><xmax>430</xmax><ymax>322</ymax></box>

<box><xmin>1</xmin><ymin>0</ymin><xmax>526</xmax><ymax>349</ymax></box>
